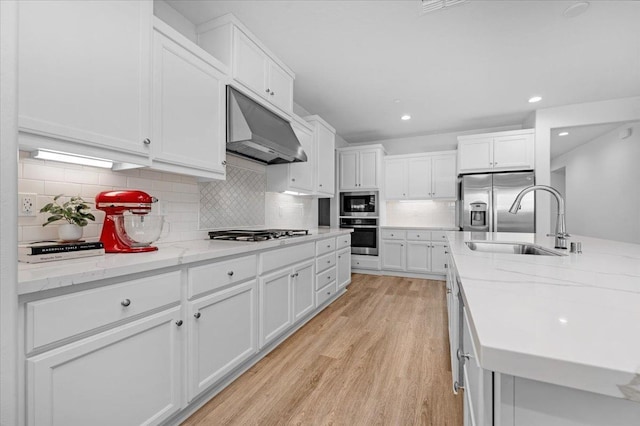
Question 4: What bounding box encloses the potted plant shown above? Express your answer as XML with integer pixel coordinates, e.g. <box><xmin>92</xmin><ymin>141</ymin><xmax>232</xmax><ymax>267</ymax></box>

<box><xmin>40</xmin><ymin>194</ymin><xmax>96</xmax><ymax>241</ymax></box>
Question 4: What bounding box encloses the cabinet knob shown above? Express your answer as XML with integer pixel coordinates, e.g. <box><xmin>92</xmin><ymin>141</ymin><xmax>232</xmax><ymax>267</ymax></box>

<box><xmin>401</xmin><ymin>244</ymin><xmax>404</xmax><ymax>247</ymax></box>
<box><xmin>416</xmin><ymin>235</ymin><xmax>420</xmax><ymax>237</ymax></box>
<box><xmin>143</xmin><ymin>138</ymin><xmax>151</xmax><ymax>145</ymax></box>
<box><xmin>444</xmin><ymin>251</ymin><xmax>449</xmax><ymax>254</ymax></box>
<box><xmin>291</xmin><ymin>178</ymin><xmax>296</xmax><ymax>182</ymax></box>
<box><xmin>327</xmin><ymin>260</ymin><xmax>331</xmax><ymax>264</ymax></box>
<box><xmin>227</xmin><ymin>271</ymin><xmax>234</xmax><ymax>276</ymax></box>
<box><xmin>265</xmin><ymin>88</ymin><xmax>270</xmax><ymax>93</ymax></box>
<box><xmin>291</xmin><ymin>273</ymin><xmax>296</xmax><ymax>278</ymax></box>
<box><xmin>390</xmin><ymin>234</ymin><xmax>394</xmax><ymax>236</ymax></box>
<box><xmin>327</xmin><ymin>276</ymin><xmax>331</xmax><ymax>280</ymax></box>
<box><xmin>121</xmin><ymin>299</ymin><xmax>131</xmax><ymax>307</ymax></box>
<box><xmin>176</xmin><ymin>320</ymin><xmax>183</xmax><ymax>327</ymax></box>
<box><xmin>403</xmin><ymin>193</ymin><xmax>406</xmax><ymax>196</ymax></box>
<box><xmin>454</xmin><ymin>381</ymin><xmax>464</xmax><ymax>393</ymax></box>
<box><xmin>338</xmin><ymin>255</ymin><xmax>341</xmax><ymax>259</ymax></box>
<box><xmin>222</xmin><ymin>160</ymin><xmax>227</xmax><ymax>166</ymax></box>
<box><xmin>446</xmin><ymin>289</ymin><xmax>452</xmax><ymax>294</ymax></box>
<box><xmin>270</xmin><ymin>91</ymin><xmax>275</xmax><ymax>96</ymax></box>
<box><xmin>319</xmin><ymin>183</ymin><xmax>323</xmax><ymax>187</ymax></box>
<box><xmin>327</xmin><ymin>291</ymin><xmax>331</xmax><ymax>295</ymax></box>
<box><xmin>194</xmin><ymin>312</ymin><xmax>201</xmax><ymax>319</ymax></box>
<box><xmin>457</xmin><ymin>348</ymin><xmax>471</xmax><ymax>361</ymax></box>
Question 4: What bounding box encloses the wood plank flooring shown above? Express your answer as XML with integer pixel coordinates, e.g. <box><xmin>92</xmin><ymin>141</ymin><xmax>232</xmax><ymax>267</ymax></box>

<box><xmin>182</xmin><ymin>274</ymin><xmax>463</xmax><ymax>426</ymax></box>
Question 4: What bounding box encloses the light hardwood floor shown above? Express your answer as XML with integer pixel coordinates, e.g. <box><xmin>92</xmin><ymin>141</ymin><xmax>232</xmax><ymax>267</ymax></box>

<box><xmin>182</xmin><ymin>273</ymin><xmax>463</xmax><ymax>426</ymax></box>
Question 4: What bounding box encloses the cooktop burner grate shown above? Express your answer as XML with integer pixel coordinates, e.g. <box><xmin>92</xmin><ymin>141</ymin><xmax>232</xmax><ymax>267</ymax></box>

<box><xmin>208</xmin><ymin>229</ymin><xmax>309</xmax><ymax>242</ymax></box>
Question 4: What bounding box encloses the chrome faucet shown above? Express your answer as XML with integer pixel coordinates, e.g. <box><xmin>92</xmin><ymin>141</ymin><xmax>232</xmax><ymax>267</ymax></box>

<box><xmin>509</xmin><ymin>185</ymin><xmax>569</xmax><ymax>249</ymax></box>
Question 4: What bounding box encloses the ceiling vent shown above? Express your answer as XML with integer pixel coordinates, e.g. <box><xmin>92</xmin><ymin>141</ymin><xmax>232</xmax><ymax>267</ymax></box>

<box><xmin>421</xmin><ymin>0</ymin><xmax>468</xmax><ymax>15</ymax></box>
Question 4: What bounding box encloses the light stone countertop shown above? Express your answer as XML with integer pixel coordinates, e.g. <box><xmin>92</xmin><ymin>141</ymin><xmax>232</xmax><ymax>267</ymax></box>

<box><xmin>446</xmin><ymin>231</ymin><xmax>640</xmax><ymax>402</ymax></box>
<box><xmin>380</xmin><ymin>226</ymin><xmax>459</xmax><ymax>230</ymax></box>
<box><xmin>18</xmin><ymin>228</ymin><xmax>352</xmax><ymax>296</ymax></box>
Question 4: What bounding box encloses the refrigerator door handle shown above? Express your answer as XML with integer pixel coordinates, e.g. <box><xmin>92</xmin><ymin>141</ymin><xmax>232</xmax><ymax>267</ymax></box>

<box><xmin>488</xmin><ymin>189</ymin><xmax>494</xmax><ymax>232</ymax></box>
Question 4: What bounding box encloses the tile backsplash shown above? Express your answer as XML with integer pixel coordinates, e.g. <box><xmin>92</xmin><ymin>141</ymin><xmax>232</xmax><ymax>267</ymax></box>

<box><xmin>385</xmin><ymin>200</ymin><xmax>456</xmax><ymax>228</ymax></box>
<box><xmin>17</xmin><ymin>151</ymin><xmax>319</xmax><ymax>244</ymax></box>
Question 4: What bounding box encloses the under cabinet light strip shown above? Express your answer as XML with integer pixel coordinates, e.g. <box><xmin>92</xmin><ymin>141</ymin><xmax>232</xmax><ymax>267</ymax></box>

<box><xmin>32</xmin><ymin>149</ymin><xmax>113</xmax><ymax>169</ymax></box>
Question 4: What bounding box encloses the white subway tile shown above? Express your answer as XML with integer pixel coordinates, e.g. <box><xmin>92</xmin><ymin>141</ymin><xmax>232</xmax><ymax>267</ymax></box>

<box><xmin>140</xmin><ymin>170</ymin><xmax>163</xmax><ymax>181</ymax></box>
<box><xmin>151</xmin><ymin>180</ymin><xmax>173</xmax><ymax>192</ymax></box>
<box><xmin>81</xmin><ymin>184</ymin><xmax>112</xmax><ymax>199</ymax></box>
<box><xmin>126</xmin><ymin>177</ymin><xmax>154</xmax><ymax>190</ymax></box>
<box><xmin>114</xmin><ymin>168</ymin><xmax>140</xmax><ymax>178</ymax></box>
<box><xmin>65</xmin><ymin>169</ymin><xmax>99</xmax><ymax>185</ymax></box>
<box><xmin>18</xmin><ymin>179</ymin><xmax>45</xmax><ymax>194</ymax></box>
<box><xmin>161</xmin><ymin>172</ymin><xmax>183</xmax><ymax>183</ymax></box>
<box><xmin>180</xmin><ymin>175</ymin><xmax>197</xmax><ymax>184</ymax></box>
<box><xmin>98</xmin><ymin>172</ymin><xmax>127</xmax><ymax>187</ymax></box>
<box><xmin>44</xmin><ymin>182</ymin><xmax>82</xmax><ymax>197</ymax></box>
<box><xmin>22</xmin><ymin>224</ymin><xmax>58</xmax><ymax>242</ymax></box>
<box><xmin>17</xmin><ymin>226</ymin><xmax>23</xmax><ymax>242</ymax></box>
<box><xmin>23</xmin><ymin>163</ymin><xmax>65</xmax><ymax>181</ymax></box>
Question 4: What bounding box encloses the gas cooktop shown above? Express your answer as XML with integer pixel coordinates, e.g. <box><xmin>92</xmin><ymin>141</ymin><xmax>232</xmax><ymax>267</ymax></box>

<box><xmin>208</xmin><ymin>229</ymin><xmax>309</xmax><ymax>242</ymax></box>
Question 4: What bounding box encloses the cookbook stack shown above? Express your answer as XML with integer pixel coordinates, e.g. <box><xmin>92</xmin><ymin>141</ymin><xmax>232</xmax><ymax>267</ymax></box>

<box><xmin>18</xmin><ymin>241</ymin><xmax>105</xmax><ymax>263</ymax></box>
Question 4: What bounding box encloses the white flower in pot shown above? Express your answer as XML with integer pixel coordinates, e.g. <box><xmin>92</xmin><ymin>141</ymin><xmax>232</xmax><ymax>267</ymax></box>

<box><xmin>40</xmin><ymin>194</ymin><xmax>96</xmax><ymax>242</ymax></box>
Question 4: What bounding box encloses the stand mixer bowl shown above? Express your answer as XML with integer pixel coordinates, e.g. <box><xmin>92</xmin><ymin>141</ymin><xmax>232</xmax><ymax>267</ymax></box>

<box><xmin>114</xmin><ymin>214</ymin><xmax>165</xmax><ymax>247</ymax></box>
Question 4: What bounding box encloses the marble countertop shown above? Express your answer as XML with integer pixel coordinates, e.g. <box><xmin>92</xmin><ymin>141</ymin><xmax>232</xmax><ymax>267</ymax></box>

<box><xmin>446</xmin><ymin>231</ymin><xmax>640</xmax><ymax>402</ymax></box>
<box><xmin>18</xmin><ymin>228</ymin><xmax>352</xmax><ymax>296</ymax></box>
<box><xmin>380</xmin><ymin>226</ymin><xmax>459</xmax><ymax>230</ymax></box>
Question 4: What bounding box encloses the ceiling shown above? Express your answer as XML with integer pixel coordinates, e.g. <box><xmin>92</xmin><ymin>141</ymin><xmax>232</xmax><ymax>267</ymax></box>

<box><xmin>550</xmin><ymin>121</ymin><xmax>630</xmax><ymax>159</ymax></box>
<box><xmin>167</xmin><ymin>0</ymin><xmax>640</xmax><ymax>144</ymax></box>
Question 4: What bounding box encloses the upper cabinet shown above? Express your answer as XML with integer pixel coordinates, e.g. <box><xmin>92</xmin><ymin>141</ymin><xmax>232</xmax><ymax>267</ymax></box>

<box><xmin>17</xmin><ymin>0</ymin><xmax>153</xmax><ymax>164</ymax></box>
<box><xmin>457</xmin><ymin>129</ymin><xmax>534</xmax><ymax>174</ymax></box>
<box><xmin>151</xmin><ymin>20</ymin><xmax>228</xmax><ymax>180</ymax></box>
<box><xmin>197</xmin><ymin>14</ymin><xmax>295</xmax><ymax>115</ymax></box>
<box><xmin>338</xmin><ymin>145</ymin><xmax>385</xmax><ymax>191</ymax></box>
<box><xmin>384</xmin><ymin>152</ymin><xmax>457</xmax><ymax>200</ymax></box>
<box><xmin>306</xmin><ymin>115</ymin><xmax>336</xmax><ymax>197</ymax></box>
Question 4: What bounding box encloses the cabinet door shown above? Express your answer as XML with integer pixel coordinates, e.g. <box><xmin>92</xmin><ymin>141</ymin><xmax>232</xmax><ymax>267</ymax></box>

<box><xmin>492</xmin><ymin>133</ymin><xmax>534</xmax><ymax>170</ymax></box>
<box><xmin>316</xmin><ymin>124</ymin><xmax>336</xmax><ymax>195</ymax></box>
<box><xmin>407</xmin><ymin>156</ymin><xmax>432</xmax><ymax>199</ymax></box>
<box><xmin>292</xmin><ymin>261</ymin><xmax>315</xmax><ymax>322</ymax></box>
<box><xmin>458</xmin><ymin>138</ymin><xmax>493</xmax><ymax>173</ymax></box>
<box><xmin>289</xmin><ymin>123</ymin><xmax>315</xmax><ymax>192</ymax></box>
<box><xmin>339</xmin><ymin>151</ymin><xmax>359</xmax><ymax>191</ymax></box>
<box><xmin>18</xmin><ymin>0</ymin><xmax>151</xmax><ymax>155</ymax></box>
<box><xmin>267</xmin><ymin>61</ymin><xmax>293</xmax><ymax>113</ymax></box>
<box><xmin>406</xmin><ymin>241</ymin><xmax>431</xmax><ymax>273</ymax></box>
<box><xmin>233</xmin><ymin>29</ymin><xmax>267</xmax><ymax>97</ymax></box>
<box><xmin>381</xmin><ymin>240</ymin><xmax>406</xmax><ymax>271</ymax></box>
<box><xmin>27</xmin><ymin>307</ymin><xmax>182</xmax><ymax>426</ymax></box>
<box><xmin>384</xmin><ymin>159</ymin><xmax>407</xmax><ymax>199</ymax></box>
<box><xmin>153</xmin><ymin>31</ymin><xmax>225</xmax><ymax>175</ymax></box>
<box><xmin>359</xmin><ymin>149</ymin><xmax>379</xmax><ymax>189</ymax></box>
<box><xmin>430</xmin><ymin>242</ymin><xmax>449</xmax><ymax>274</ymax></box>
<box><xmin>431</xmin><ymin>154</ymin><xmax>457</xmax><ymax>199</ymax></box>
<box><xmin>336</xmin><ymin>248</ymin><xmax>351</xmax><ymax>289</ymax></box>
<box><xmin>188</xmin><ymin>281</ymin><xmax>257</xmax><ymax>401</ymax></box>
<box><xmin>259</xmin><ymin>269</ymin><xmax>292</xmax><ymax>347</ymax></box>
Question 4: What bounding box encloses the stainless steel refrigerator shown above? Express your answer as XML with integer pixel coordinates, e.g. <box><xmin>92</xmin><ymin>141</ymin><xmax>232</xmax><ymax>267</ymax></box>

<box><xmin>459</xmin><ymin>172</ymin><xmax>535</xmax><ymax>232</ymax></box>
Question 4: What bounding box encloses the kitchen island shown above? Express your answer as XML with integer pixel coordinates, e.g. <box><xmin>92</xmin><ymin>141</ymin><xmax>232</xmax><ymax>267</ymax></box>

<box><xmin>445</xmin><ymin>231</ymin><xmax>640</xmax><ymax>425</ymax></box>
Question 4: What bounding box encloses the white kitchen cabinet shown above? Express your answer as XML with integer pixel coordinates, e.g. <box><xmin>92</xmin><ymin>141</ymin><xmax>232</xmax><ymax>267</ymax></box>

<box><xmin>458</xmin><ymin>129</ymin><xmax>534</xmax><ymax>174</ymax></box>
<box><xmin>430</xmin><ymin>242</ymin><xmax>449</xmax><ymax>274</ymax></box>
<box><xmin>445</xmin><ymin>253</ymin><xmax>459</xmax><ymax>391</ymax></box>
<box><xmin>27</xmin><ymin>307</ymin><xmax>183</xmax><ymax>426</ymax></box>
<box><xmin>306</xmin><ymin>115</ymin><xmax>336</xmax><ymax>196</ymax></box>
<box><xmin>152</xmin><ymin>21</ymin><xmax>227</xmax><ymax>180</ymax></box>
<box><xmin>267</xmin><ymin>117</ymin><xmax>316</xmax><ymax>194</ymax></box>
<box><xmin>338</xmin><ymin>145</ymin><xmax>384</xmax><ymax>191</ymax></box>
<box><xmin>187</xmin><ymin>280</ymin><xmax>257</xmax><ymax>401</ymax></box>
<box><xmin>381</xmin><ymin>240</ymin><xmax>406</xmax><ymax>271</ymax></box>
<box><xmin>197</xmin><ymin>14</ymin><xmax>294</xmax><ymax>115</ymax></box>
<box><xmin>336</xmin><ymin>247</ymin><xmax>352</xmax><ymax>289</ymax></box>
<box><xmin>18</xmin><ymin>0</ymin><xmax>152</xmax><ymax>164</ymax></box>
<box><xmin>384</xmin><ymin>152</ymin><xmax>457</xmax><ymax>200</ymax></box>
<box><xmin>406</xmin><ymin>241</ymin><xmax>431</xmax><ymax>273</ymax></box>
<box><xmin>293</xmin><ymin>261</ymin><xmax>316</xmax><ymax>321</ymax></box>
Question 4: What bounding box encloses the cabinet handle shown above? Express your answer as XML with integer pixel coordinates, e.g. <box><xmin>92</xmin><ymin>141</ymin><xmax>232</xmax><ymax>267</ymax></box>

<box><xmin>176</xmin><ymin>320</ymin><xmax>183</xmax><ymax>327</ymax></box>
<box><xmin>143</xmin><ymin>138</ymin><xmax>151</xmax><ymax>145</ymax></box>
<box><xmin>446</xmin><ymin>289</ymin><xmax>452</xmax><ymax>294</ymax></box>
<box><xmin>454</xmin><ymin>381</ymin><xmax>464</xmax><ymax>393</ymax></box>
<box><xmin>444</xmin><ymin>251</ymin><xmax>449</xmax><ymax>254</ymax></box>
<box><xmin>227</xmin><ymin>271</ymin><xmax>234</xmax><ymax>276</ymax></box>
<box><xmin>270</xmin><ymin>91</ymin><xmax>275</xmax><ymax>96</ymax></box>
<box><xmin>194</xmin><ymin>312</ymin><xmax>201</xmax><ymax>319</ymax></box>
<box><xmin>222</xmin><ymin>160</ymin><xmax>227</xmax><ymax>166</ymax></box>
<box><xmin>121</xmin><ymin>299</ymin><xmax>131</xmax><ymax>307</ymax></box>
<box><xmin>457</xmin><ymin>348</ymin><xmax>470</xmax><ymax>361</ymax></box>
<box><xmin>291</xmin><ymin>273</ymin><xmax>296</xmax><ymax>278</ymax></box>
<box><xmin>444</xmin><ymin>264</ymin><xmax>448</xmax><ymax>268</ymax></box>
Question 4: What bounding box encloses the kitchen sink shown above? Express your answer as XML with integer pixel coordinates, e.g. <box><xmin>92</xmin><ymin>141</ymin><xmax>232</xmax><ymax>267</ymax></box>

<box><xmin>465</xmin><ymin>241</ymin><xmax>565</xmax><ymax>256</ymax></box>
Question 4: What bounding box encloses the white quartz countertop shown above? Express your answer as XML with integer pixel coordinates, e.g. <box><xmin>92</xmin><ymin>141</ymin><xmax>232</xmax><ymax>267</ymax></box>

<box><xmin>446</xmin><ymin>231</ymin><xmax>640</xmax><ymax>402</ymax></box>
<box><xmin>380</xmin><ymin>226</ymin><xmax>459</xmax><ymax>230</ymax></box>
<box><xmin>18</xmin><ymin>228</ymin><xmax>352</xmax><ymax>296</ymax></box>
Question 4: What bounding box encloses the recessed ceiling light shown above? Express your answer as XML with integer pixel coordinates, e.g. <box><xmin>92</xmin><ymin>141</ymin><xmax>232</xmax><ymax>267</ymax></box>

<box><xmin>401</xmin><ymin>115</ymin><xmax>411</xmax><ymax>121</ymax></box>
<box><xmin>394</xmin><ymin>99</ymin><xmax>401</xmax><ymax>103</ymax></box>
<box><xmin>563</xmin><ymin>2</ymin><xmax>590</xmax><ymax>18</ymax></box>
<box><xmin>528</xmin><ymin>96</ymin><xmax>542</xmax><ymax>103</ymax></box>
<box><xmin>558</xmin><ymin>131</ymin><xmax>569</xmax><ymax>136</ymax></box>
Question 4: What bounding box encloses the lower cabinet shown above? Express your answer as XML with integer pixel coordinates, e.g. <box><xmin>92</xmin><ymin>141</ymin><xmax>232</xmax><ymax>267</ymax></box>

<box><xmin>336</xmin><ymin>247</ymin><xmax>351</xmax><ymax>289</ymax></box>
<box><xmin>259</xmin><ymin>260</ymin><xmax>315</xmax><ymax>348</ymax></box>
<box><xmin>380</xmin><ymin>229</ymin><xmax>449</xmax><ymax>276</ymax></box>
<box><xmin>381</xmin><ymin>240</ymin><xmax>406</xmax><ymax>271</ymax></box>
<box><xmin>187</xmin><ymin>280</ymin><xmax>257</xmax><ymax>401</ymax></box>
<box><xmin>27</xmin><ymin>307</ymin><xmax>183</xmax><ymax>426</ymax></box>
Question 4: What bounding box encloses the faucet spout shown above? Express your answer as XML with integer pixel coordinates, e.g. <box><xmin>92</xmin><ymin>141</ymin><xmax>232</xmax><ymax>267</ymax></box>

<box><xmin>509</xmin><ymin>185</ymin><xmax>569</xmax><ymax>249</ymax></box>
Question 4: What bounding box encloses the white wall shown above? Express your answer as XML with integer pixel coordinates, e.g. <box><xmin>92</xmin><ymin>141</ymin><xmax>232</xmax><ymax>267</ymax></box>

<box><xmin>551</xmin><ymin>123</ymin><xmax>640</xmax><ymax>243</ymax></box>
<box><xmin>534</xmin><ymin>96</ymin><xmax>640</xmax><ymax>235</ymax></box>
<box><xmin>154</xmin><ymin>0</ymin><xmax>198</xmax><ymax>42</ymax></box>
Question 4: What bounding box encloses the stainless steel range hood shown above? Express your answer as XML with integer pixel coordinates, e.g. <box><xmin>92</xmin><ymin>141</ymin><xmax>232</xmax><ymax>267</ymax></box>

<box><xmin>226</xmin><ymin>86</ymin><xmax>307</xmax><ymax>164</ymax></box>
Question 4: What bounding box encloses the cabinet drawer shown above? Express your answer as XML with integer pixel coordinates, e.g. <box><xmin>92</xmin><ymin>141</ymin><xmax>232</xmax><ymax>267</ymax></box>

<box><xmin>316</xmin><ymin>281</ymin><xmax>337</xmax><ymax>306</ymax></box>
<box><xmin>351</xmin><ymin>256</ymin><xmax>380</xmax><ymax>270</ymax></box>
<box><xmin>260</xmin><ymin>242</ymin><xmax>314</xmax><ymax>274</ymax></box>
<box><xmin>431</xmin><ymin>231</ymin><xmax>449</xmax><ymax>241</ymax></box>
<box><xmin>316</xmin><ymin>237</ymin><xmax>336</xmax><ymax>256</ymax></box>
<box><xmin>26</xmin><ymin>271</ymin><xmax>181</xmax><ymax>352</ymax></box>
<box><xmin>381</xmin><ymin>229</ymin><xmax>405</xmax><ymax>240</ymax></box>
<box><xmin>336</xmin><ymin>233</ymin><xmax>351</xmax><ymax>250</ymax></box>
<box><xmin>406</xmin><ymin>230</ymin><xmax>431</xmax><ymax>241</ymax></box>
<box><xmin>316</xmin><ymin>266</ymin><xmax>336</xmax><ymax>291</ymax></box>
<box><xmin>316</xmin><ymin>252</ymin><xmax>336</xmax><ymax>273</ymax></box>
<box><xmin>188</xmin><ymin>255</ymin><xmax>257</xmax><ymax>298</ymax></box>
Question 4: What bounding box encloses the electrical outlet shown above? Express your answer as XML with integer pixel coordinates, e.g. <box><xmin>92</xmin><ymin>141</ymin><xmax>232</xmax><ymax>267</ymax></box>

<box><xmin>18</xmin><ymin>193</ymin><xmax>37</xmax><ymax>217</ymax></box>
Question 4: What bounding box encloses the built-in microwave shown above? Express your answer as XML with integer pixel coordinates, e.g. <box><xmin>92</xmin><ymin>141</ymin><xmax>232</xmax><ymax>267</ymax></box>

<box><xmin>340</xmin><ymin>191</ymin><xmax>378</xmax><ymax>217</ymax></box>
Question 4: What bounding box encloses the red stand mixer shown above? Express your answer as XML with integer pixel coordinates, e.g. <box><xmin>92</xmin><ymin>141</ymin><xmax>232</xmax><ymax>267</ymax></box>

<box><xmin>96</xmin><ymin>190</ymin><xmax>162</xmax><ymax>253</ymax></box>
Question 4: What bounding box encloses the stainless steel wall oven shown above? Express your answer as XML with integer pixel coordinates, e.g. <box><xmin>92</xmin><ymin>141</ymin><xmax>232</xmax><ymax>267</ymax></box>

<box><xmin>340</xmin><ymin>218</ymin><xmax>378</xmax><ymax>256</ymax></box>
